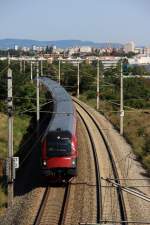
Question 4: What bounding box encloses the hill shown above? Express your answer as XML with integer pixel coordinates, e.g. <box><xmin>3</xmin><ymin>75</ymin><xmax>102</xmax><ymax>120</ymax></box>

<box><xmin>0</xmin><ymin>38</ymin><xmax>123</xmax><ymax>49</ymax></box>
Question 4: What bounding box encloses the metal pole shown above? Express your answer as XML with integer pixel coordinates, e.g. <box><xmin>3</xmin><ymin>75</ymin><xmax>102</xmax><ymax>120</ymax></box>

<box><xmin>36</xmin><ymin>61</ymin><xmax>40</xmax><ymax>125</ymax></box>
<box><xmin>19</xmin><ymin>58</ymin><xmax>23</xmax><ymax>73</ymax></box>
<box><xmin>58</xmin><ymin>58</ymin><xmax>61</xmax><ymax>85</ymax></box>
<box><xmin>20</xmin><ymin>61</ymin><xmax>22</xmax><ymax>73</ymax></box>
<box><xmin>8</xmin><ymin>52</ymin><xmax>10</xmax><ymax>65</ymax></box>
<box><xmin>23</xmin><ymin>60</ymin><xmax>25</xmax><ymax>73</ymax></box>
<box><xmin>97</xmin><ymin>59</ymin><xmax>100</xmax><ymax>110</ymax></box>
<box><xmin>7</xmin><ymin>63</ymin><xmax>14</xmax><ymax>207</ymax></box>
<box><xmin>77</xmin><ymin>60</ymin><xmax>80</xmax><ymax>98</ymax></box>
<box><xmin>30</xmin><ymin>61</ymin><xmax>33</xmax><ymax>82</ymax></box>
<box><xmin>120</xmin><ymin>61</ymin><xmax>124</xmax><ymax>135</ymax></box>
<box><xmin>41</xmin><ymin>60</ymin><xmax>43</xmax><ymax>76</ymax></box>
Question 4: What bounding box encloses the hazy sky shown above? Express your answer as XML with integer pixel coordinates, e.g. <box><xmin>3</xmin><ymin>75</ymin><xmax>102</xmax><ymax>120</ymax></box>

<box><xmin>0</xmin><ymin>0</ymin><xmax>150</xmax><ymax>45</ymax></box>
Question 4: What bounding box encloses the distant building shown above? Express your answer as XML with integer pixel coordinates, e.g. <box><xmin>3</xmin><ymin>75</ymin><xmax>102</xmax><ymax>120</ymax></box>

<box><xmin>99</xmin><ymin>56</ymin><xmax>120</xmax><ymax>69</ymax></box>
<box><xmin>143</xmin><ymin>47</ymin><xmax>150</xmax><ymax>56</ymax></box>
<box><xmin>14</xmin><ymin>45</ymin><xmax>19</xmax><ymax>51</ymax></box>
<box><xmin>53</xmin><ymin>45</ymin><xmax>56</xmax><ymax>50</ymax></box>
<box><xmin>85</xmin><ymin>56</ymin><xmax>120</xmax><ymax>69</ymax></box>
<box><xmin>134</xmin><ymin>47</ymin><xmax>143</xmax><ymax>54</ymax></box>
<box><xmin>79</xmin><ymin>46</ymin><xmax>92</xmax><ymax>53</ymax></box>
<box><xmin>32</xmin><ymin>45</ymin><xmax>37</xmax><ymax>51</ymax></box>
<box><xmin>124</xmin><ymin>42</ymin><xmax>135</xmax><ymax>53</ymax></box>
<box><xmin>67</xmin><ymin>47</ymin><xmax>79</xmax><ymax>56</ymax></box>
<box><xmin>21</xmin><ymin>46</ymin><xmax>30</xmax><ymax>52</ymax></box>
<box><xmin>52</xmin><ymin>46</ymin><xmax>63</xmax><ymax>54</ymax></box>
<box><xmin>32</xmin><ymin>45</ymin><xmax>45</xmax><ymax>52</ymax></box>
<box><xmin>128</xmin><ymin>55</ymin><xmax>150</xmax><ymax>64</ymax></box>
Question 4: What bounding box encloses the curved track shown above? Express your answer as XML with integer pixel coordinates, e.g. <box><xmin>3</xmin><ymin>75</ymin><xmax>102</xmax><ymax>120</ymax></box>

<box><xmin>77</xmin><ymin>111</ymin><xmax>102</xmax><ymax>223</ymax></box>
<box><xmin>74</xmin><ymin>98</ymin><xmax>128</xmax><ymax>225</ymax></box>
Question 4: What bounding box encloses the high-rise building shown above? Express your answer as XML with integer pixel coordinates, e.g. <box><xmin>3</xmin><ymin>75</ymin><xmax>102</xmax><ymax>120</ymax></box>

<box><xmin>143</xmin><ymin>47</ymin><xmax>150</xmax><ymax>55</ymax></box>
<box><xmin>124</xmin><ymin>42</ymin><xmax>135</xmax><ymax>53</ymax></box>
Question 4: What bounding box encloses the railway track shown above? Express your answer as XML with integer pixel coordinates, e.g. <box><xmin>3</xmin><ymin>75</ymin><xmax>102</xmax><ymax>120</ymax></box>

<box><xmin>33</xmin><ymin>184</ymin><xmax>70</xmax><ymax>225</ymax></box>
<box><xmin>77</xmin><ymin>111</ymin><xmax>102</xmax><ymax>223</ymax></box>
<box><xmin>74</xmin><ymin>98</ymin><xmax>128</xmax><ymax>225</ymax></box>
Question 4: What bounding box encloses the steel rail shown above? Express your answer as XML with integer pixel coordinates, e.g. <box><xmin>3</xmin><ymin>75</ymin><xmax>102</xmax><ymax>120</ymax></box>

<box><xmin>74</xmin><ymin>98</ymin><xmax>128</xmax><ymax>225</ymax></box>
<box><xmin>58</xmin><ymin>183</ymin><xmax>70</xmax><ymax>225</ymax></box>
<box><xmin>33</xmin><ymin>184</ymin><xmax>70</xmax><ymax>225</ymax></box>
<box><xmin>77</xmin><ymin>110</ymin><xmax>102</xmax><ymax>223</ymax></box>
<box><xmin>33</xmin><ymin>187</ymin><xmax>50</xmax><ymax>225</ymax></box>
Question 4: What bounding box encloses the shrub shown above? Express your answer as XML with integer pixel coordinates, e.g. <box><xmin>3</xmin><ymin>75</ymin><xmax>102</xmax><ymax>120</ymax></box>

<box><xmin>143</xmin><ymin>155</ymin><xmax>150</xmax><ymax>172</ymax></box>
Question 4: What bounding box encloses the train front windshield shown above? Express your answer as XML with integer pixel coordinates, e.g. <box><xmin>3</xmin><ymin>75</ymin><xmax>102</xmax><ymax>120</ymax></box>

<box><xmin>47</xmin><ymin>138</ymin><xmax>71</xmax><ymax>157</ymax></box>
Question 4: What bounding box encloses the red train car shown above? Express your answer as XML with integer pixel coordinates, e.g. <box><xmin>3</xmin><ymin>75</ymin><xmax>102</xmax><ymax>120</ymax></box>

<box><xmin>40</xmin><ymin>78</ymin><xmax>78</xmax><ymax>180</ymax></box>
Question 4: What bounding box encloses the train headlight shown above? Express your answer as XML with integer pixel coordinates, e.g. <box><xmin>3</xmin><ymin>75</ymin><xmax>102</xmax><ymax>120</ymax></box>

<box><xmin>43</xmin><ymin>161</ymin><xmax>47</xmax><ymax>166</ymax></box>
<box><xmin>72</xmin><ymin>159</ymin><xmax>76</xmax><ymax>167</ymax></box>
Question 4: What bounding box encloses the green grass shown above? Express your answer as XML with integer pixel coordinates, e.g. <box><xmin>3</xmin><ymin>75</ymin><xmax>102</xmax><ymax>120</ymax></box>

<box><xmin>0</xmin><ymin>113</ymin><xmax>31</xmax><ymax>158</ymax></box>
<box><xmin>0</xmin><ymin>113</ymin><xmax>30</xmax><ymax>214</ymax></box>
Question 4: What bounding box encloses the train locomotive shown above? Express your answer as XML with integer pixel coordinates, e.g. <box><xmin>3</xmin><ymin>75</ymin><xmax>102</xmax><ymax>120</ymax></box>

<box><xmin>40</xmin><ymin>77</ymin><xmax>78</xmax><ymax>180</ymax></box>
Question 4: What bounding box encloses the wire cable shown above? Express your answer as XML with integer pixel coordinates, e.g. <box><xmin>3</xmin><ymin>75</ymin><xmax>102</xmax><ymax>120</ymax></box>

<box><xmin>15</xmin><ymin>99</ymin><xmax>53</xmax><ymax>115</ymax></box>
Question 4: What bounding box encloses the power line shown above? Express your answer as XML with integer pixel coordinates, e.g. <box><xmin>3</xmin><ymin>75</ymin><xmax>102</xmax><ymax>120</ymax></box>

<box><xmin>15</xmin><ymin>99</ymin><xmax>53</xmax><ymax>115</ymax></box>
<box><xmin>0</xmin><ymin>95</ymin><xmax>50</xmax><ymax>101</ymax></box>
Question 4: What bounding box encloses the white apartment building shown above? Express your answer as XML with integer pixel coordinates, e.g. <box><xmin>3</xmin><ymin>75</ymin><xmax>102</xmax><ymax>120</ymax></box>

<box><xmin>100</xmin><ymin>56</ymin><xmax>121</xmax><ymax>69</ymax></box>
<box><xmin>85</xmin><ymin>56</ymin><xmax>120</xmax><ymax>69</ymax></box>
<box><xmin>124</xmin><ymin>42</ymin><xmax>135</xmax><ymax>53</ymax></box>
<box><xmin>128</xmin><ymin>55</ymin><xmax>150</xmax><ymax>64</ymax></box>
<box><xmin>79</xmin><ymin>46</ymin><xmax>92</xmax><ymax>53</ymax></box>
<box><xmin>134</xmin><ymin>47</ymin><xmax>143</xmax><ymax>54</ymax></box>
<box><xmin>67</xmin><ymin>47</ymin><xmax>79</xmax><ymax>55</ymax></box>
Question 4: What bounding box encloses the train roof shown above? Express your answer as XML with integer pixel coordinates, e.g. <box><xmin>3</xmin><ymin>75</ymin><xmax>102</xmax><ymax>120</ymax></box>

<box><xmin>40</xmin><ymin>77</ymin><xmax>76</xmax><ymax>134</ymax></box>
<box><xmin>39</xmin><ymin>77</ymin><xmax>72</xmax><ymax>103</ymax></box>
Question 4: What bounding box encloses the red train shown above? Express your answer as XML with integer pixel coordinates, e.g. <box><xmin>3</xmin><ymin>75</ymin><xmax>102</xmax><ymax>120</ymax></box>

<box><xmin>40</xmin><ymin>78</ymin><xmax>78</xmax><ymax>181</ymax></box>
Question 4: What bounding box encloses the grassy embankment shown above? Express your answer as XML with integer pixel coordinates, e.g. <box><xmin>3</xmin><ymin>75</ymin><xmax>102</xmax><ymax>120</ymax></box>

<box><xmin>80</xmin><ymin>95</ymin><xmax>150</xmax><ymax>174</ymax></box>
<box><xmin>0</xmin><ymin>113</ymin><xmax>30</xmax><ymax>214</ymax></box>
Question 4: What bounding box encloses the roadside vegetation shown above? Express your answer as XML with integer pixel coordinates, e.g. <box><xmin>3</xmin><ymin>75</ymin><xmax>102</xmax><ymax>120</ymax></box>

<box><xmin>0</xmin><ymin>113</ymin><xmax>30</xmax><ymax>213</ymax></box>
<box><xmin>0</xmin><ymin>60</ymin><xmax>46</xmax><ymax>213</ymax></box>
